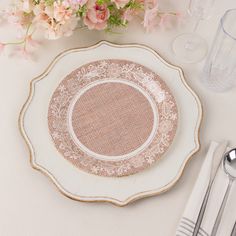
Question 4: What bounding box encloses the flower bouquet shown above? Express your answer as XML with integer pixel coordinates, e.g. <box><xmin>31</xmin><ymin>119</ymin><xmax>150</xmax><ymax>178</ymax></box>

<box><xmin>0</xmin><ymin>0</ymin><xmax>179</xmax><ymax>56</ymax></box>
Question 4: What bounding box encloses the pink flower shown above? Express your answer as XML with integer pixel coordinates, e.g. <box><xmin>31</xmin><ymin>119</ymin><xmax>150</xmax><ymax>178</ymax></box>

<box><xmin>143</xmin><ymin>7</ymin><xmax>158</xmax><ymax>32</ymax></box>
<box><xmin>112</xmin><ymin>0</ymin><xmax>130</xmax><ymax>9</ymax></box>
<box><xmin>21</xmin><ymin>0</ymin><xmax>34</xmax><ymax>13</ymax></box>
<box><xmin>10</xmin><ymin>47</ymin><xmax>32</xmax><ymax>60</ymax></box>
<box><xmin>122</xmin><ymin>8</ymin><xmax>137</xmax><ymax>22</ymax></box>
<box><xmin>26</xmin><ymin>35</ymin><xmax>40</xmax><ymax>48</ymax></box>
<box><xmin>69</xmin><ymin>0</ymin><xmax>88</xmax><ymax>7</ymax></box>
<box><xmin>20</xmin><ymin>48</ymin><xmax>31</xmax><ymax>60</ymax></box>
<box><xmin>42</xmin><ymin>17</ymin><xmax>78</xmax><ymax>39</ymax></box>
<box><xmin>83</xmin><ymin>1</ymin><xmax>110</xmax><ymax>30</ymax></box>
<box><xmin>144</xmin><ymin>0</ymin><xmax>158</xmax><ymax>9</ymax></box>
<box><xmin>53</xmin><ymin>1</ymin><xmax>73</xmax><ymax>22</ymax></box>
<box><xmin>0</xmin><ymin>43</ymin><xmax>5</xmax><ymax>54</ymax></box>
<box><xmin>33</xmin><ymin>1</ymin><xmax>78</xmax><ymax>39</ymax></box>
<box><xmin>6</xmin><ymin>8</ymin><xmax>32</xmax><ymax>28</ymax></box>
<box><xmin>142</xmin><ymin>0</ymin><xmax>159</xmax><ymax>32</ymax></box>
<box><xmin>159</xmin><ymin>13</ymin><xmax>180</xmax><ymax>29</ymax></box>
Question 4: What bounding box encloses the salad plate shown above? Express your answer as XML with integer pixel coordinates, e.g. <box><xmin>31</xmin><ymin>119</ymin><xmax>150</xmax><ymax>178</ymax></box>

<box><xmin>19</xmin><ymin>41</ymin><xmax>202</xmax><ymax>206</ymax></box>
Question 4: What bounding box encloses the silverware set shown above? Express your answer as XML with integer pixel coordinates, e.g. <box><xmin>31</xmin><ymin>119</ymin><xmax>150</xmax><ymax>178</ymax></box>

<box><xmin>192</xmin><ymin>147</ymin><xmax>236</xmax><ymax>236</ymax></box>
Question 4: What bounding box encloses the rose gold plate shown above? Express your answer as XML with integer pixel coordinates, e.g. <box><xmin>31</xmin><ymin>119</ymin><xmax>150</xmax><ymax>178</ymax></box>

<box><xmin>48</xmin><ymin>60</ymin><xmax>178</xmax><ymax>177</ymax></box>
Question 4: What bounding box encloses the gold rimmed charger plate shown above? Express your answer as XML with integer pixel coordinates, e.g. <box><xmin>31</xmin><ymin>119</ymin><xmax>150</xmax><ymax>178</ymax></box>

<box><xmin>19</xmin><ymin>41</ymin><xmax>202</xmax><ymax>206</ymax></box>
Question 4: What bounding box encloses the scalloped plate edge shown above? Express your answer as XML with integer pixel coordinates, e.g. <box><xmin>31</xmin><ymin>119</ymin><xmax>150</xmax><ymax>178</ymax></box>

<box><xmin>18</xmin><ymin>40</ymin><xmax>203</xmax><ymax>206</ymax></box>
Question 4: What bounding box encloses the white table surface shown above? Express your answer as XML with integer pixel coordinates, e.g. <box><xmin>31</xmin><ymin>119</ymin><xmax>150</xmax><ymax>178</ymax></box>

<box><xmin>0</xmin><ymin>0</ymin><xmax>236</xmax><ymax>235</ymax></box>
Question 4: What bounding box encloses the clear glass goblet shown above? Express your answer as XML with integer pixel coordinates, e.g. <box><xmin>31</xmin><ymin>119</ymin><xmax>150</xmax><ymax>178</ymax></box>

<box><xmin>202</xmin><ymin>9</ymin><xmax>236</xmax><ymax>92</ymax></box>
<box><xmin>172</xmin><ymin>0</ymin><xmax>215</xmax><ymax>63</ymax></box>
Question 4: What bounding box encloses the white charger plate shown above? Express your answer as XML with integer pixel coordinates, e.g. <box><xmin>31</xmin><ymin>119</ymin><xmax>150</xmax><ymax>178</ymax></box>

<box><xmin>19</xmin><ymin>41</ymin><xmax>202</xmax><ymax>206</ymax></box>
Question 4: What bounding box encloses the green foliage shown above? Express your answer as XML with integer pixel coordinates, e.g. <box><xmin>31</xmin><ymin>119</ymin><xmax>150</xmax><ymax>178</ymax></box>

<box><xmin>76</xmin><ymin>5</ymin><xmax>87</xmax><ymax>17</ymax></box>
<box><xmin>97</xmin><ymin>0</ymin><xmax>110</xmax><ymax>5</ymax></box>
<box><xmin>108</xmin><ymin>14</ymin><xmax>127</xmax><ymax>29</ymax></box>
<box><xmin>32</xmin><ymin>0</ymin><xmax>40</xmax><ymax>4</ymax></box>
<box><xmin>44</xmin><ymin>0</ymin><xmax>55</xmax><ymax>6</ymax></box>
<box><xmin>31</xmin><ymin>0</ymin><xmax>142</xmax><ymax>32</ymax></box>
<box><xmin>125</xmin><ymin>0</ymin><xmax>143</xmax><ymax>9</ymax></box>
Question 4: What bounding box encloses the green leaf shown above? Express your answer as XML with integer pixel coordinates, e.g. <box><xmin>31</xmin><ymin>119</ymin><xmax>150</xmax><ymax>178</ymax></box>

<box><xmin>97</xmin><ymin>0</ymin><xmax>105</xmax><ymax>5</ymax></box>
<box><xmin>76</xmin><ymin>5</ymin><xmax>87</xmax><ymax>17</ymax></box>
<box><xmin>44</xmin><ymin>0</ymin><xmax>55</xmax><ymax>6</ymax></box>
<box><xmin>32</xmin><ymin>0</ymin><xmax>40</xmax><ymax>4</ymax></box>
<box><xmin>108</xmin><ymin>14</ymin><xmax>127</xmax><ymax>28</ymax></box>
<box><xmin>125</xmin><ymin>0</ymin><xmax>143</xmax><ymax>9</ymax></box>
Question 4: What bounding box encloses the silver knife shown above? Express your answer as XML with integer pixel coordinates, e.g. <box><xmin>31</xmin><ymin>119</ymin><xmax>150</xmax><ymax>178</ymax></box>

<box><xmin>192</xmin><ymin>141</ymin><xmax>228</xmax><ymax>236</ymax></box>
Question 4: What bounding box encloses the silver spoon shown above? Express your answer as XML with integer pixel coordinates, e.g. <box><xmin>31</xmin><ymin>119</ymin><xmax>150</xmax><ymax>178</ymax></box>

<box><xmin>211</xmin><ymin>148</ymin><xmax>236</xmax><ymax>236</ymax></box>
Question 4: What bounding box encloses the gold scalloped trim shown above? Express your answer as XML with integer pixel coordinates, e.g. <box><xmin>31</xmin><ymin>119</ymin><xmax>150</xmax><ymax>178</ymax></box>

<box><xmin>18</xmin><ymin>40</ymin><xmax>203</xmax><ymax>207</ymax></box>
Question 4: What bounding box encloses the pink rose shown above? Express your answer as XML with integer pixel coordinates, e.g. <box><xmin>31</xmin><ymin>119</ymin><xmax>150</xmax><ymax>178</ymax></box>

<box><xmin>112</xmin><ymin>0</ymin><xmax>130</xmax><ymax>9</ymax></box>
<box><xmin>84</xmin><ymin>1</ymin><xmax>110</xmax><ymax>30</ymax></box>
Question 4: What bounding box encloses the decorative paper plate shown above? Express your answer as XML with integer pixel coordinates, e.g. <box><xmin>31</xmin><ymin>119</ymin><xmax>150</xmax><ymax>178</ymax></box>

<box><xmin>19</xmin><ymin>41</ymin><xmax>202</xmax><ymax>206</ymax></box>
<box><xmin>48</xmin><ymin>59</ymin><xmax>178</xmax><ymax>177</ymax></box>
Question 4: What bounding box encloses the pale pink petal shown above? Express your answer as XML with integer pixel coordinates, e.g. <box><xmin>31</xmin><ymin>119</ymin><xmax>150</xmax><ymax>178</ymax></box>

<box><xmin>10</xmin><ymin>47</ymin><xmax>32</xmax><ymax>60</ymax></box>
<box><xmin>0</xmin><ymin>43</ymin><xmax>5</xmax><ymax>54</ymax></box>
<box><xmin>33</xmin><ymin>5</ymin><xmax>42</xmax><ymax>16</ymax></box>
<box><xmin>123</xmin><ymin>9</ymin><xmax>136</xmax><ymax>22</ymax></box>
<box><xmin>159</xmin><ymin>14</ymin><xmax>177</xmax><ymax>29</ymax></box>
<box><xmin>26</xmin><ymin>35</ymin><xmax>41</xmax><ymax>48</ymax></box>
<box><xmin>21</xmin><ymin>49</ymin><xmax>31</xmax><ymax>60</ymax></box>
<box><xmin>143</xmin><ymin>7</ymin><xmax>158</xmax><ymax>32</ymax></box>
<box><xmin>144</xmin><ymin>0</ymin><xmax>158</xmax><ymax>9</ymax></box>
<box><xmin>94</xmin><ymin>21</ymin><xmax>107</xmax><ymax>30</ymax></box>
<box><xmin>44</xmin><ymin>27</ymin><xmax>60</xmax><ymax>40</ymax></box>
<box><xmin>112</xmin><ymin>0</ymin><xmax>130</xmax><ymax>9</ymax></box>
<box><xmin>87</xmin><ymin>9</ymin><xmax>98</xmax><ymax>23</ymax></box>
<box><xmin>70</xmin><ymin>0</ymin><xmax>88</xmax><ymax>6</ymax></box>
<box><xmin>22</xmin><ymin>0</ymin><xmax>33</xmax><ymax>13</ymax></box>
<box><xmin>83</xmin><ymin>17</ymin><xmax>95</xmax><ymax>29</ymax></box>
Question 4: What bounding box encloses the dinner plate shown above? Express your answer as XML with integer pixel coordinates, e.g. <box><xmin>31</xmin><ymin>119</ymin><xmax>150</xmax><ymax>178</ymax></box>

<box><xmin>19</xmin><ymin>41</ymin><xmax>202</xmax><ymax>206</ymax></box>
<box><xmin>48</xmin><ymin>59</ymin><xmax>178</xmax><ymax>177</ymax></box>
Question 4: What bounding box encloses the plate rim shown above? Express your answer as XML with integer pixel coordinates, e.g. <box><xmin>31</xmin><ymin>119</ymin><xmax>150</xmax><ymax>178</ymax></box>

<box><xmin>18</xmin><ymin>40</ymin><xmax>203</xmax><ymax>206</ymax></box>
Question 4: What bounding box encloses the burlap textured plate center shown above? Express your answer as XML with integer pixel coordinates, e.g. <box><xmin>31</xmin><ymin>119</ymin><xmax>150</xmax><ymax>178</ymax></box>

<box><xmin>48</xmin><ymin>60</ymin><xmax>178</xmax><ymax>177</ymax></box>
<box><xmin>71</xmin><ymin>82</ymin><xmax>154</xmax><ymax>157</ymax></box>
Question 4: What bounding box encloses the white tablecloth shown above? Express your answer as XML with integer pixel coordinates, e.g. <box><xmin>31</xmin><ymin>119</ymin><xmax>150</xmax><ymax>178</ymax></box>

<box><xmin>0</xmin><ymin>0</ymin><xmax>236</xmax><ymax>235</ymax></box>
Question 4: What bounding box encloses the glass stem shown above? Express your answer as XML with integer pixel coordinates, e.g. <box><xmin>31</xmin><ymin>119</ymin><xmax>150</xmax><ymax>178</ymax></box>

<box><xmin>193</xmin><ymin>17</ymin><xmax>201</xmax><ymax>33</ymax></box>
<box><xmin>185</xmin><ymin>17</ymin><xmax>201</xmax><ymax>50</ymax></box>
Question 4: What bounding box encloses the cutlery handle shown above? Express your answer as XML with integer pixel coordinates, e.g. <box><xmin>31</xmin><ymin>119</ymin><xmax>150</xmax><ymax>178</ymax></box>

<box><xmin>192</xmin><ymin>142</ymin><xmax>227</xmax><ymax>236</ymax></box>
<box><xmin>192</xmin><ymin>184</ymin><xmax>212</xmax><ymax>236</ymax></box>
<box><xmin>211</xmin><ymin>178</ymin><xmax>233</xmax><ymax>236</ymax></box>
<box><xmin>231</xmin><ymin>221</ymin><xmax>236</xmax><ymax>236</ymax></box>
